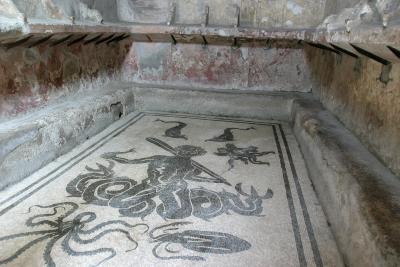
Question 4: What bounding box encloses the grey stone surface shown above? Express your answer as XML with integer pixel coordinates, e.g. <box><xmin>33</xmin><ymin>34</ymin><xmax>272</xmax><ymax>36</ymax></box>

<box><xmin>292</xmin><ymin>98</ymin><xmax>400</xmax><ymax>267</ymax></box>
<box><xmin>116</xmin><ymin>0</ymin><xmax>171</xmax><ymax>24</ymax></box>
<box><xmin>1</xmin><ymin>0</ymin><xmax>330</xmax><ymax>27</ymax></box>
<box><xmin>13</xmin><ymin>0</ymin><xmax>103</xmax><ymax>23</ymax></box>
<box><xmin>131</xmin><ymin>83</ymin><xmax>314</xmax><ymax>122</ymax></box>
<box><xmin>173</xmin><ymin>0</ymin><xmax>327</xmax><ymax>28</ymax></box>
<box><xmin>0</xmin><ymin>82</ymin><xmax>134</xmax><ymax>190</ymax></box>
<box><xmin>320</xmin><ymin>0</ymin><xmax>400</xmax><ymax>30</ymax></box>
<box><xmin>0</xmin><ymin>0</ymin><xmax>24</xmax><ymax>33</ymax></box>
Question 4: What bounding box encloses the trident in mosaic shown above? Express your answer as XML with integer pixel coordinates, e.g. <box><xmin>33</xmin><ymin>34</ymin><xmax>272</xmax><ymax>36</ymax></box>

<box><xmin>146</xmin><ymin>137</ymin><xmax>232</xmax><ymax>186</ymax></box>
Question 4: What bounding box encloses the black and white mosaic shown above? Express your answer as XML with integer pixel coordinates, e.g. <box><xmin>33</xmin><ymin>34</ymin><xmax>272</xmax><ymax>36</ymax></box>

<box><xmin>66</xmin><ymin>138</ymin><xmax>272</xmax><ymax>221</ymax></box>
<box><xmin>155</xmin><ymin>119</ymin><xmax>188</xmax><ymax>140</ymax></box>
<box><xmin>0</xmin><ymin>202</ymin><xmax>147</xmax><ymax>266</ymax></box>
<box><xmin>149</xmin><ymin>222</ymin><xmax>251</xmax><ymax>261</ymax></box>
<box><xmin>0</xmin><ymin>112</ymin><xmax>343</xmax><ymax>267</ymax></box>
<box><xmin>206</xmin><ymin>127</ymin><xmax>255</xmax><ymax>142</ymax></box>
<box><xmin>214</xmin><ymin>144</ymin><xmax>276</xmax><ymax>170</ymax></box>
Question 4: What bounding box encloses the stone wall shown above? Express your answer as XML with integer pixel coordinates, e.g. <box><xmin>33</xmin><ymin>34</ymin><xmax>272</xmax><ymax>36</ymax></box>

<box><xmin>123</xmin><ymin>42</ymin><xmax>311</xmax><ymax>92</ymax></box>
<box><xmin>173</xmin><ymin>0</ymin><xmax>326</xmax><ymax>28</ymax></box>
<box><xmin>321</xmin><ymin>0</ymin><xmax>400</xmax><ymax>30</ymax></box>
<box><xmin>4</xmin><ymin>0</ymin><xmax>329</xmax><ymax>28</ymax></box>
<box><xmin>0</xmin><ymin>37</ymin><xmax>133</xmax><ymax>118</ymax></box>
<box><xmin>305</xmin><ymin>46</ymin><xmax>400</xmax><ymax>177</ymax></box>
<box><xmin>324</xmin><ymin>0</ymin><xmax>360</xmax><ymax>17</ymax></box>
<box><xmin>0</xmin><ymin>39</ymin><xmax>312</xmax><ymax>119</ymax></box>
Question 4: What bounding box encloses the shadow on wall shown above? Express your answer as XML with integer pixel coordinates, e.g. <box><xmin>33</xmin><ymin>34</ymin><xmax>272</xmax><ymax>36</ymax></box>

<box><xmin>0</xmin><ymin>37</ymin><xmax>134</xmax><ymax>118</ymax></box>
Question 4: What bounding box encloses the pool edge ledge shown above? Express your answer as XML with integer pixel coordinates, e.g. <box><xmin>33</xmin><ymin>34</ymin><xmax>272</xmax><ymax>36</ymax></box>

<box><xmin>292</xmin><ymin>98</ymin><xmax>400</xmax><ymax>267</ymax></box>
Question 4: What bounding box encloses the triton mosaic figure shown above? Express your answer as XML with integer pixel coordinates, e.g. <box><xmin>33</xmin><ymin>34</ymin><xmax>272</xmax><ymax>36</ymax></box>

<box><xmin>67</xmin><ymin>137</ymin><xmax>273</xmax><ymax>221</ymax></box>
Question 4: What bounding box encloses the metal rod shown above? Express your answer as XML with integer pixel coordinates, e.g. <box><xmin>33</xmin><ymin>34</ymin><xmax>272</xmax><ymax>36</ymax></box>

<box><xmin>387</xmin><ymin>46</ymin><xmax>400</xmax><ymax>59</ymax></box>
<box><xmin>106</xmin><ymin>34</ymin><xmax>126</xmax><ymax>45</ymax></box>
<box><xmin>95</xmin><ymin>34</ymin><xmax>115</xmax><ymax>45</ymax></box>
<box><xmin>50</xmin><ymin>34</ymin><xmax>73</xmax><ymax>47</ymax></box>
<box><xmin>202</xmin><ymin>35</ymin><xmax>208</xmax><ymax>46</ymax></box>
<box><xmin>28</xmin><ymin>35</ymin><xmax>53</xmax><ymax>48</ymax></box>
<box><xmin>307</xmin><ymin>42</ymin><xmax>341</xmax><ymax>55</ymax></box>
<box><xmin>330</xmin><ymin>43</ymin><xmax>359</xmax><ymax>58</ymax></box>
<box><xmin>2</xmin><ymin>35</ymin><xmax>33</xmax><ymax>50</ymax></box>
<box><xmin>234</xmin><ymin>5</ymin><xmax>240</xmax><ymax>28</ymax></box>
<box><xmin>202</xmin><ymin>5</ymin><xmax>209</xmax><ymax>27</ymax></box>
<box><xmin>350</xmin><ymin>44</ymin><xmax>391</xmax><ymax>65</ymax></box>
<box><xmin>83</xmin><ymin>34</ymin><xmax>104</xmax><ymax>45</ymax></box>
<box><xmin>233</xmin><ymin>37</ymin><xmax>238</xmax><ymax>47</ymax></box>
<box><xmin>68</xmin><ymin>34</ymin><xmax>88</xmax><ymax>46</ymax></box>
<box><xmin>145</xmin><ymin>35</ymin><xmax>153</xmax><ymax>42</ymax></box>
<box><xmin>171</xmin><ymin>34</ymin><xmax>177</xmax><ymax>45</ymax></box>
<box><xmin>112</xmin><ymin>34</ymin><xmax>130</xmax><ymax>44</ymax></box>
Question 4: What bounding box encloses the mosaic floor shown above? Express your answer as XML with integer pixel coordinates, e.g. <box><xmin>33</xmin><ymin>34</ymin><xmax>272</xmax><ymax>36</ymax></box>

<box><xmin>0</xmin><ymin>112</ymin><xmax>343</xmax><ymax>267</ymax></box>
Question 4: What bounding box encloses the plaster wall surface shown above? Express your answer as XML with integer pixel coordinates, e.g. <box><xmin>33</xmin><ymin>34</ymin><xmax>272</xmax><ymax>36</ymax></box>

<box><xmin>0</xmin><ymin>37</ymin><xmax>133</xmax><ymax>119</ymax></box>
<box><xmin>305</xmin><ymin>46</ymin><xmax>400</xmax><ymax>177</ymax></box>
<box><xmin>123</xmin><ymin>42</ymin><xmax>312</xmax><ymax>92</ymax></box>
<box><xmin>0</xmin><ymin>40</ymin><xmax>311</xmax><ymax>120</ymax></box>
